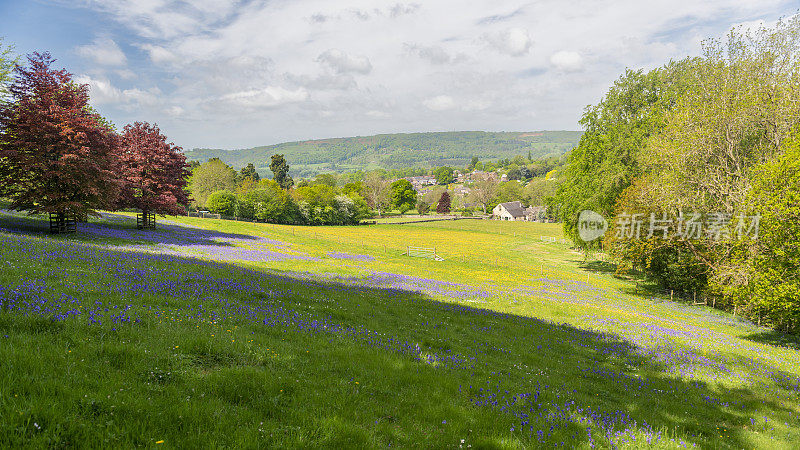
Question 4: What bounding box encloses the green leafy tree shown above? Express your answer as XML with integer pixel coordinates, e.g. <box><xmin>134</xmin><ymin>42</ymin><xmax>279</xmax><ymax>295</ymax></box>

<box><xmin>363</xmin><ymin>173</ymin><xmax>390</xmax><ymax>216</ymax></box>
<box><xmin>735</xmin><ymin>133</ymin><xmax>800</xmax><ymax>331</ymax></box>
<box><xmin>294</xmin><ymin>184</ymin><xmax>362</xmax><ymax>225</ymax></box>
<box><xmin>188</xmin><ymin>158</ymin><xmax>238</xmax><ymax>208</ymax></box>
<box><xmin>526</xmin><ymin>178</ymin><xmax>557</xmax><ymax>207</ymax></box>
<box><xmin>610</xmin><ymin>17</ymin><xmax>800</xmax><ymax>300</ymax></box>
<box><xmin>423</xmin><ymin>186</ymin><xmax>447</xmax><ymax>206</ymax></box>
<box><xmin>551</xmin><ymin>62</ymin><xmax>690</xmax><ymax>248</ymax></box>
<box><xmin>469</xmin><ymin>179</ymin><xmax>498</xmax><ymax>214</ymax></box>
<box><xmin>390</xmin><ymin>179</ymin><xmax>417</xmax><ymax>214</ymax></box>
<box><xmin>239</xmin><ymin>163</ymin><xmax>260</xmax><ymax>183</ymax></box>
<box><xmin>433</xmin><ymin>166</ymin><xmax>454</xmax><ymax>185</ymax></box>
<box><xmin>238</xmin><ymin>180</ymin><xmax>300</xmax><ymax>224</ymax></box>
<box><xmin>466</xmin><ymin>156</ymin><xmax>479</xmax><ymax>172</ymax></box>
<box><xmin>0</xmin><ymin>38</ymin><xmax>17</xmax><ymax>97</ymax></box>
<box><xmin>314</xmin><ymin>173</ymin><xmax>337</xmax><ymax>187</ymax></box>
<box><xmin>270</xmin><ymin>154</ymin><xmax>293</xmax><ymax>189</ymax></box>
<box><xmin>342</xmin><ymin>181</ymin><xmax>364</xmax><ymax>197</ymax></box>
<box><xmin>416</xmin><ymin>200</ymin><xmax>430</xmax><ymax>215</ymax></box>
<box><xmin>205</xmin><ymin>190</ymin><xmax>237</xmax><ymax>216</ymax></box>
<box><xmin>495</xmin><ymin>180</ymin><xmax>526</xmax><ymax>205</ymax></box>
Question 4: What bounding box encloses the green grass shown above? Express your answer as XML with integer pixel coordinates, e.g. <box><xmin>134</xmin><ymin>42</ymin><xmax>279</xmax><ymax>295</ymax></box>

<box><xmin>0</xmin><ymin>212</ymin><xmax>798</xmax><ymax>448</ymax></box>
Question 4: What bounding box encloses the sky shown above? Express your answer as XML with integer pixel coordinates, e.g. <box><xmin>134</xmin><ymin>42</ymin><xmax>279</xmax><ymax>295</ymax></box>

<box><xmin>1</xmin><ymin>0</ymin><xmax>796</xmax><ymax>150</ymax></box>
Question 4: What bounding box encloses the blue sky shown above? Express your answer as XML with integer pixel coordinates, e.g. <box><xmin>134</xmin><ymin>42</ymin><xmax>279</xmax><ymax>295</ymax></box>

<box><xmin>1</xmin><ymin>0</ymin><xmax>797</xmax><ymax>150</ymax></box>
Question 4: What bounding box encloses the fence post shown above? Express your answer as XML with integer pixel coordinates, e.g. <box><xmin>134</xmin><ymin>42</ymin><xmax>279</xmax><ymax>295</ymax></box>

<box><xmin>671</xmin><ymin>290</ymin><xmax>673</xmax><ymax>301</ymax></box>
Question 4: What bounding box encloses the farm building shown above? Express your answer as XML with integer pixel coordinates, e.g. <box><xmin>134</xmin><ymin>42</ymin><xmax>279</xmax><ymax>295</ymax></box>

<box><xmin>493</xmin><ymin>201</ymin><xmax>527</xmax><ymax>221</ymax></box>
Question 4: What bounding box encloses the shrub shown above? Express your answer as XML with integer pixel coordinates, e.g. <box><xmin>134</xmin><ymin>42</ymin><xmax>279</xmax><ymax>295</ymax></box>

<box><xmin>206</xmin><ymin>190</ymin><xmax>237</xmax><ymax>216</ymax></box>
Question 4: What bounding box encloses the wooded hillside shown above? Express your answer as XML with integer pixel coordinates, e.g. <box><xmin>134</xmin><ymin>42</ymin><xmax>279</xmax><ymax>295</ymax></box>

<box><xmin>184</xmin><ymin>130</ymin><xmax>582</xmax><ymax>178</ymax></box>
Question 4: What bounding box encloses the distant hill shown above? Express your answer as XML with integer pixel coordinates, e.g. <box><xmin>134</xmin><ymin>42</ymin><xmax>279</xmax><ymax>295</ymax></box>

<box><xmin>183</xmin><ymin>130</ymin><xmax>582</xmax><ymax>178</ymax></box>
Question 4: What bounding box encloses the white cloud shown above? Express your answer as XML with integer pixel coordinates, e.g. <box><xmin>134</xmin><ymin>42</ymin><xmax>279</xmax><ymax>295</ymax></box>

<box><xmin>404</xmin><ymin>43</ymin><xmax>464</xmax><ymax>65</ymax></box>
<box><xmin>366</xmin><ymin>109</ymin><xmax>389</xmax><ymax>118</ymax></box>
<box><xmin>75</xmin><ymin>75</ymin><xmax>161</xmax><ymax>109</ymax></box>
<box><xmin>64</xmin><ymin>0</ymin><xmax>798</xmax><ymax>148</ymax></box>
<box><xmin>423</xmin><ymin>95</ymin><xmax>455</xmax><ymax>111</ymax></box>
<box><xmin>75</xmin><ymin>75</ymin><xmax>123</xmax><ymax>104</ymax></box>
<box><xmin>316</xmin><ymin>49</ymin><xmax>372</xmax><ymax>75</ymax></box>
<box><xmin>139</xmin><ymin>44</ymin><xmax>176</xmax><ymax>64</ymax></box>
<box><xmin>166</xmin><ymin>106</ymin><xmax>185</xmax><ymax>117</ymax></box>
<box><xmin>219</xmin><ymin>86</ymin><xmax>309</xmax><ymax>108</ymax></box>
<box><xmin>484</xmin><ymin>28</ymin><xmax>532</xmax><ymax>57</ymax></box>
<box><xmin>115</xmin><ymin>69</ymin><xmax>137</xmax><ymax>80</ymax></box>
<box><xmin>550</xmin><ymin>51</ymin><xmax>583</xmax><ymax>72</ymax></box>
<box><xmin>75</xmin><ymin>37</ymin><xmax>127</xmax><ymax>66</ymax></box>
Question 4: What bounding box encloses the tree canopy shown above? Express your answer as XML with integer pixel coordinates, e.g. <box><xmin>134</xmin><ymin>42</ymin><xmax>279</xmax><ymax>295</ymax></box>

<box><xmin>270</xmin><ymin>154</ymin><xmax>293</xmax><ymax>190</ymax></box>
<box><xmin>551</xmin><ymin>61</ymin><xmax>691</xmax><ymax>248</ymax></box>
<box><xmin>0</xmin><ymin>38</ymin><xmax>16</xmax><ymax>97</ymax></box>
<box><xmin>189</xmin><ymin>158</ymin><xmax>238</xmax><ymax>208</ymax></box>
<box><xmin>206</xmin><ymin>190</ymin><xmax>237</xmax><ymax>216</ymax></box>
<box><xmin>436</xmin><ymin>191</ymin><xmax>451</xmax><ymax>214</ymax></box>
<box><xmin>239</xmin><ymin>163</ymin><xmax>260</xmax><ymax>183</ymax></box>
<box><xmin>433</xmin><ymin>166</ymin><xmax>454</xmax><ymax>185</ymax></box>
<box><xmin>390</xmin><ymin>179</ymin><xmax>417</xmax><ymax>214</ymax></box>
<box><xmin>116</xmin><ymin>122</ymin><xmax>191</xmax><ymax>216</ymax></box>
<box><xmin>0</xmin><ymin>52</ymin><xmax>120</xmax><ymax>218</ymax></box>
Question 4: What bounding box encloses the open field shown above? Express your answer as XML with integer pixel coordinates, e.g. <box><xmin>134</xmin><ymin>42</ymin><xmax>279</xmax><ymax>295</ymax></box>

<box><xmin>1</xmin><ymin>210</ymin><xmax>799</xmax><ymax>448</ymax></box>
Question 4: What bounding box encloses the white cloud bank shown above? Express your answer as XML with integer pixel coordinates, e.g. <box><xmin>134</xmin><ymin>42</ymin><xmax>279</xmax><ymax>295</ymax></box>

<box><xmin>65</xmin><ymin>0</ymin><xmax>796</xmax><ymax>148</ymax></box>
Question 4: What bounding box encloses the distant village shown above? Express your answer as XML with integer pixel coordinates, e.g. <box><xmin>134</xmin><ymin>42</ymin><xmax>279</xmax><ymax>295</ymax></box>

<box><xmin>398</xmin><ymin>169</ymin><xmax>552</xmax><ymax>222</ymax></box>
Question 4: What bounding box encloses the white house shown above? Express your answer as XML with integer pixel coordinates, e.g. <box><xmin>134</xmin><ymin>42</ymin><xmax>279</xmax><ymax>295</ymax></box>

<box><xmin>493</xmin><ymin>201</ymin><xmax>527</xmax><ymax>221</ymax></box>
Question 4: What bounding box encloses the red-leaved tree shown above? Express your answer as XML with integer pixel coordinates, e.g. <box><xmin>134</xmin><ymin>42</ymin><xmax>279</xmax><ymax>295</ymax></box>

<box><xmin>0</xmin><ymin>52</ymin><xmax>120</xmax><ymax>228</ymax></box>
<box><xmin>115</xmin><ymin>122</ymin><xmax>191</xmax><ymax>228</ymax></box>
<box><xmin>436</xmin><ymin>191</ymin><xmax>451</xmax><ymax>214</ymax></box>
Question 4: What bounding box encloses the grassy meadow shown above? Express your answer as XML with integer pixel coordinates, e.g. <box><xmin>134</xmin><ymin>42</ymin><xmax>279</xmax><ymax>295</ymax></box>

<box><xmin>1</xmin><ymin>210</ymin><xmax>799</xmax><ymax>448</ymax></box>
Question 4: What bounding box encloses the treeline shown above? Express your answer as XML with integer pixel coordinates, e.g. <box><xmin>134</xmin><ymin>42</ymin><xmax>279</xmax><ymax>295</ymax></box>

<box><xmin>188</xmin><ymin>157</ymin><xmax>371</xmax><ymax>225</ymax></box>
<box><xmin>188</xmin><ymin>152</ymin><xmax>564</xmax><ymax>220</ymax></box>
<box><xmin>551</xmin><ymin>17</ymin><xmax>800</xmax><ymax>332</ymax></box>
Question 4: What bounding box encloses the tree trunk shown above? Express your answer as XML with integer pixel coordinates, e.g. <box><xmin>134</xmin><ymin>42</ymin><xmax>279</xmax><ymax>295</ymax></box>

<box><xmin>138</xmin><ymin>209</ymin><xmax>156</xmax><ymax>230</ymax></box>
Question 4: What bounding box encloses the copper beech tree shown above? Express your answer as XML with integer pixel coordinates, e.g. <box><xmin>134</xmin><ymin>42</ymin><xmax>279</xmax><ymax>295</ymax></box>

<box><xmin>0</xmin><ymin>52</ymin><xmax>120</xmax><ymax>232</ymax></box>
<box><xmin>116</xmin><ymin>122</ymin><xmax>191</xmax><ymax>229</ymax></box>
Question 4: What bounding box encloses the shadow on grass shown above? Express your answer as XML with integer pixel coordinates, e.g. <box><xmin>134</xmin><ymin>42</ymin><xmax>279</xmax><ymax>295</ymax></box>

<box><xmin>0</xmin><ymin>229</ymin><xmax>796</xmax><ymax>448</ymax></box>
<box><xmin>574</xmin><ymin>258</ymin><xmax>650</xmax><ymax>284</ymax></box>
<box><xmin>0</xmin><ymin>210</ymin><xmax>268</xmax><ymax>248</ymax></box>
<box><xmin>743</xmin><ymin>330</ymin><xmax>800</xmax><ymax>350</ymax></box>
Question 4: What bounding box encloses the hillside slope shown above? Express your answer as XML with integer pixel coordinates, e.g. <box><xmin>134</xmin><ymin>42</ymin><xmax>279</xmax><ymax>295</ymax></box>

<box><xmin>184</xmin><ymin>130</ymin><xmax>582</xmax><ymax>178</ymax></box>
